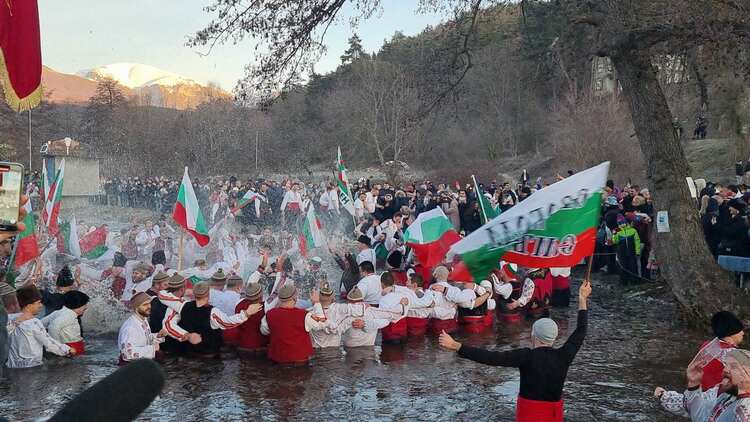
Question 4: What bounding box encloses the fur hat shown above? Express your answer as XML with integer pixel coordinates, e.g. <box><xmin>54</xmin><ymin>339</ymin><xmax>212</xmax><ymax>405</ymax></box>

<box><xmin>130</xmin><ymin>292</ymin><xmax>152</xmax><ymax>310</ymax></box>
<box><xmin>319</xmin><ymin>281</ymin><xmax>334</xmax><ymax>296</ymax></box>
<box><xmin>193</xmin><ymin>281</ymin><xmax>210</xmax><ymax>297</ymax></box>
<box><xmin>211</xmin><ymin>269</ymin><xmax>227</xmax><ymax>283</ymax></box>
<box><xmin>346</xmin><ymin>286</ymin><xmax>364</xmax><ymax>302</ymax></box>
<box><xmin>357</xmin><ymin>235</ymin><xmax>371</xmax><ymax>247</ymax></box>
<box><xmin>152</xmin><ymin>271</ymin><xmax>170</xmax><ymax>283</ymax></box>
<box><xmin>56</xmin><ymin>266</ymin><xmax>75</xmax><ymax>288</ymax></box>
<box><xmin>278</xmin><ymin>285</ymin><xmax>297</xmax><ymax>301</ymax></box>
<box><xmin>167</xmin><ymin>274</ymin><xmax>186</xmax><ymax>290</ymax></box>
<box><xmin>64</xmin><ymin>291</ymin><xmax>90</xmax><ymax>310</ymax></box>
<box><xmin>387</xmin><ymin>250</ymin><xmax>403</xmax><ymax>269</ymax></box>
<box><xmin>712</xmin><ymin>311</ymin><xmax>744</xmax><ymax>339</ymax></box>
<box><xmin>16</xmin><ymin>285</ymin><xmax>42</xmax><ymax>308</ymax></box>
<box><xmin>244</xmin><ymin>283</ymin><xmax>263</xmax><ymax>300</ymax></box>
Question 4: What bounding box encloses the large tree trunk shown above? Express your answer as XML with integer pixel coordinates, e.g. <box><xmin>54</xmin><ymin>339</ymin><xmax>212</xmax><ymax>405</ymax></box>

<box><xmin>611</xmin><ymin>50</ymin><xmax>750</xmax><ymax>324</ymax></box>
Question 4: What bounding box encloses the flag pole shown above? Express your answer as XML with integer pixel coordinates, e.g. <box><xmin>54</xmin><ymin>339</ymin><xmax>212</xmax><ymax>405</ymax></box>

<box><xmin>472</xmin><ymin>175</ymin><xmax>487</xmax><ymax>224</ymax></box>
<box><xmin>177</xmin><ymin>230</ymin><xmax>185</xmax><ymax>271</ymax></box>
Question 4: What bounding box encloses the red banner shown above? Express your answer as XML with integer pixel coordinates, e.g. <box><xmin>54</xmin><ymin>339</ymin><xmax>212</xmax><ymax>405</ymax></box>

<box><xmin>0</xmin><ymin>0</ymin><xmax>42</xmax><ymax>111</ymax></box>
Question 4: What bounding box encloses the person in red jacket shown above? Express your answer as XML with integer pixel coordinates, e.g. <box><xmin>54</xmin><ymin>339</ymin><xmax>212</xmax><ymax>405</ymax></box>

<box><xmin>232</xmin><ymin>283</ymin><xmax>268</xmax><ymax>357</ymax></box>
<box><xmin>260</xmin><ymin>284</ymin><xmax>327</xmax><ymax>365</ymax></box>
<box><xmin>698</xmin><ymin>311</ymin><xmax>745</xmax><ymax>391</ymax></box>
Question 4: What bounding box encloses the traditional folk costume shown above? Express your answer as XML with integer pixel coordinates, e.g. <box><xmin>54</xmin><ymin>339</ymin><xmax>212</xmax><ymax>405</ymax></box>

<box><xmin>525</xmin><ymin>269</ymin><xmax>552</xmax><ymax>319</ymax></box>
<box><xmin>163</xmin><ymin>282</ymin><xmax>250</xmax><ymax>357</ymax></box>
<box><xmin>6</xmin><ymin>286</ymin><xmax>72</xmax><ymax>369</ymax></box>
<box><xmin>397</xmin><ymin>285</ymin><xmax>435</xmax><ymax>337</ymax></box>
<box><xmin>118</xmin><ymin>293</ymin><xmax>164</xmax><ymax>364</ymax></box>
<box><xmin>6</xmin><ymin>315</ymin><xmax>72</xmax><ymax>368</ymax></box>
<box><xmin>231</xmin><ymin>283</ymin><xmax>268</xmax><ymax>355</ymax></box>
<box><xmin>260</xmin><ymin>285</ymin><xmax>327</xmax><ymax>365</ymax></box>
<box><xmin>42</xmin><ymin>292</ymin><xmax>87</xmax><ymax>356</ymax></box>
<box><xmin>549</xmin><ymin>267</ymin><xmax>571</xmax><ymax>308</ymax></box>
<box><xmin>493</xmin><ymin>263</ymin><xmax>526</xmax><ymax>323</ymax></box>
<box><xmin>150</xmin><ymin>274</ymin><xmax>189</xmax><ymax>355</ymax></box>
<box><xmin>378</xmin><ymin>286</ymin><xmax>410</xmax><ymax>344</ymax></box>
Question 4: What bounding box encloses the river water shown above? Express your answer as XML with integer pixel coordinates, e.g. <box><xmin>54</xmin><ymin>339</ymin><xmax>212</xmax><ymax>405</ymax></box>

<box><xmin>0</xmin><ymin>271</ymin><xmax>705</xmax><ymax>421</ymax></box>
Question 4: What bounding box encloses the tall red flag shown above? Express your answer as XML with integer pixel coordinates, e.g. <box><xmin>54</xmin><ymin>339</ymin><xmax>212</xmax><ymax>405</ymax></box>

<box><xmin>0</xmin><ymin>0</ymin><xmax>43</xmax><ymax>111</ymax></box>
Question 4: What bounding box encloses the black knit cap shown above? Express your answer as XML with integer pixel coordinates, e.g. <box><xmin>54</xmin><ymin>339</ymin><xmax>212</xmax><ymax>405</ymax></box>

<box><xmin>711</xmin><ymin>311</ymin><xmax>744</xmax><ymax>339</ymax></box>
<box><xmin>64</xmin><ymin>290</ymin><xmax>90</xmax><ymax>310</ymax></box>
<box><xmin>56</xmin><ymin>265</ymin><xmax>75</xmax><ymax>287</ymax></box>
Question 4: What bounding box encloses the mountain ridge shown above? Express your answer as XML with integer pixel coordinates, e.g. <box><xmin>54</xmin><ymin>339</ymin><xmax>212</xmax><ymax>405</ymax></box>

<box><xmin>41</xmin><ymin>64</ymin><xmax>232</xmax><ymax>109</ymax></box>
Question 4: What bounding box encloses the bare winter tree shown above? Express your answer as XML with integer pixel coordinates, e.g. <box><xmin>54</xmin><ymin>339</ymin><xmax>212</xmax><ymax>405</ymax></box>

<box><xmin>556</xmin><ymin>0</ymin><xmax>750</xmax><ymax>322</ymax></box>
<box><xmin>185</xmin><ymin>0</ymin><xmax>750</xmax><ymax>322</ymax></box>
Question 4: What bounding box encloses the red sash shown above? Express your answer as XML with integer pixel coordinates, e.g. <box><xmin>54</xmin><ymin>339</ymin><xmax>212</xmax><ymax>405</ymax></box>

<box><xmin>551</xmin><ymin>275</ymin><xmax>570</xmax><ymax>290</ymax></box>
<box><xmin>223</xmin><ymin>328</ymin><xmax>240</xmax><ymax>346</ymax></box>
<box><xmin>483</xmin><ymin>312</ymin><xmax>494</xmax><ymax>327</ymax></box>
<box><xmin>67</xmin><ymin>341</ymin><xmax>85</xmax><ymax>355</ymax></box>
<box><xmin>381</xmin><ymin>318</ymin><xmax>407</xmax><ymax>341</ymax></box>
<box><xmin>406</xmin><ymin>317</ymin><xmax>429</xmax><ymax>336</ymax></box>
<box><xmin>428</xmin><ymin>318</ymin><xmax>458</xmax><ymax>334</ymax></box>
<box><xmin>516</xmin><ymin>396</ymin><xmax>563</xmax><ymax>422</ymax></box>
<box><xmin>286</xmin><ymin>203</ymin><xmax>300</xmax><ymax>211</ymax></box>
<box><xmin>459</xmin><ymin>315</ymin><xmax>487</xmax><ymax>333</ymax></box>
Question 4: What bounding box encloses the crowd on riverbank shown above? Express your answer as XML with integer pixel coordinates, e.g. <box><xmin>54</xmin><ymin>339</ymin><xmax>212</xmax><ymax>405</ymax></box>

<box><xmin>5</xmin><ymin>167</ymin><xmax>750</xmax><ymax>421</ymax></box>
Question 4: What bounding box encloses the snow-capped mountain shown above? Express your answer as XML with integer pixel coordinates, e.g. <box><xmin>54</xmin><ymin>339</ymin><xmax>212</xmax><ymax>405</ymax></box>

<box><xmin>45</xmin><ymin>63</ymin><xmax>234</xmax><ymax>109</ymax></box>
<box><xmin>78</xmin><ymin>63</ymin><xmax>202</xmax><ymax>89</ymax></box>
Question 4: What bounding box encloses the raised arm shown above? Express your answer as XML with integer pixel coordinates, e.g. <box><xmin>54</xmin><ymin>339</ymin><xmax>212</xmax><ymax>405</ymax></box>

<box><xmin>560</xmin><ymin>280</ymin><xmax>591</xmax><ymax>360</ymax></box>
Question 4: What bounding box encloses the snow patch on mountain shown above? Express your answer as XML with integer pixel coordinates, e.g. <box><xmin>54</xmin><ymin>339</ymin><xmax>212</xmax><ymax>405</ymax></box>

<box><xmin>78</xmin><ymin>63</ymin><xmax>202</xmax><ymax>89</ymax></box>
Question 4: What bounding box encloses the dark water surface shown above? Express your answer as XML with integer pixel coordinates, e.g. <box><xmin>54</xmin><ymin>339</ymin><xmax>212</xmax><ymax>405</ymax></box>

<box><xmin>0</xmin><ymin>275</ymin><xmax>704</xmax><ymax>421</ymax></box>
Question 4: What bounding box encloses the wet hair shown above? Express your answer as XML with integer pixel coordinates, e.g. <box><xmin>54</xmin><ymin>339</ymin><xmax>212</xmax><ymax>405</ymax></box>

<box><xmin>359</xmin><ymin>261</ymin><xmax>375</xmax><ymax>274</ymax></box>
<box><xmin>380</xmin><ymin>272</ymin><xmax>395</xmax><ymax>287</ymax></box>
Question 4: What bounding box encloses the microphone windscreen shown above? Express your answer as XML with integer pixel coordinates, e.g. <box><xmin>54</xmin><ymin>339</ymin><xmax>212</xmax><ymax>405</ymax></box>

<box><xmin>49</xmin><ymin>359</ymin><xmax>164</xmax><ymax>422</ymax></box>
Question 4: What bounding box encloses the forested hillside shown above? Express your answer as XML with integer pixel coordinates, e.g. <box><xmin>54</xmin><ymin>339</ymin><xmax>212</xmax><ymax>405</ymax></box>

<box><xmin>1</xmin><ymin>2</ymin><xmax>748</xmax><ymax>182</ymax></box>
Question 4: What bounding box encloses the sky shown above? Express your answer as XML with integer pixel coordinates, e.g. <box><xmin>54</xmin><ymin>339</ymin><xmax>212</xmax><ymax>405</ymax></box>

<box><xmin>38</xmin><ymin>0</ymin><xmax>449</xmax><ymax>91</ymax></box>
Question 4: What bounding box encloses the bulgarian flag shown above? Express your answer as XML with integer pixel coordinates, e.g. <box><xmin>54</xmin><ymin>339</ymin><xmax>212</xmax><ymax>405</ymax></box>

<box><xmin>80</xmin><ymin>225</ymin><xmax>108</xmax><ymax>259</ymax></box>
<box><xmin>42</xmin><ymin>159</ymin><xmax>65</xmax><ymax>236</ymax></box>
<box><xmin>12</xmin><ymin>200</ymin><xmax>39</xmax><ymax>269</ymax></box>
<box><xmin>473</xmin><ymin>175</ymin><xmax>499</xmax><ymax>224</ymax></box>
<box><xmin>299</xmin><ymin>204</ymin><xmax>325</xmax><ymax>257</ymax></box>
<box><xmin>231</xmin><ymin>190</ymin><xmax>265</xmax><ymax>214</ymax></box>
<box><xmin>450</xmin><ymin>162</ymin><xmax>610</xmax><ymax>282</ymax></box>
<box><xmin>404</xmin><ymin>208</ymin><xmax>461</xmax><ymax>267</ymax></box>
<box><xmin>0</xmin><ymin>0</ymin><xmax>42</xmax><ymax>111</ymax></box>
<box><xmin>57</xmin><ymin>215</ymin><xmax>81</xmax><ymax>258</ymax></box>
<box><xmin>335</xmin><ymin>146</ymin><xmax>356</xmax><ymax>216</ymax></box>
<box><xmin>172</xmin><ymin>167</ymin><xmax>210</xmax><ymax>247</ymax></box>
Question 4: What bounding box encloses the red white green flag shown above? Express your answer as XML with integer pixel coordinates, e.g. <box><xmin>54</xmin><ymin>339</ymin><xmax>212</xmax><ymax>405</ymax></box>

<box><xmin>336</xmin><ymin>146</ymin><xmax>356</xmax><ymax>216</ymax></box>
<box><xmin>299</xmin><ymin>204</ymin><xmax>325</xmax><ymax>257</ymax></box>
<box><xmin>231</xmin><ymin>190</ymin><xmax>265</xmax><ymax>214</ymax></box>
<box><xmin>12</xmin><ymin>200</ymin><xmax>39</xmax><ymax>269</ymax></box>
<box><xmin>42</xmin><ymin>158</ymin><xmax>64</xmax><ymax>235</ymax></box>
<box><xmin>403</xmin><ymin>207</ymin><xmax>461</xmax><ymax>267</ymax></box>
<box><xmin>80</xmin><ymin>225</ymin><xmax>108</xmax><ymax>259</ymax></box>
<box><xmin>449</xmin><ymin>162</ymin><xmax>610</xmax><ymax>282</ymax></box>
<box><xmin>57</xmin><ymin>215</ymin><xmax>81</xmax><ymax>257</ymax></box>
<box><xmin>172</xmin><ymin>167</ymin><xmax>210</xmax><ymax>247</ymax></box>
